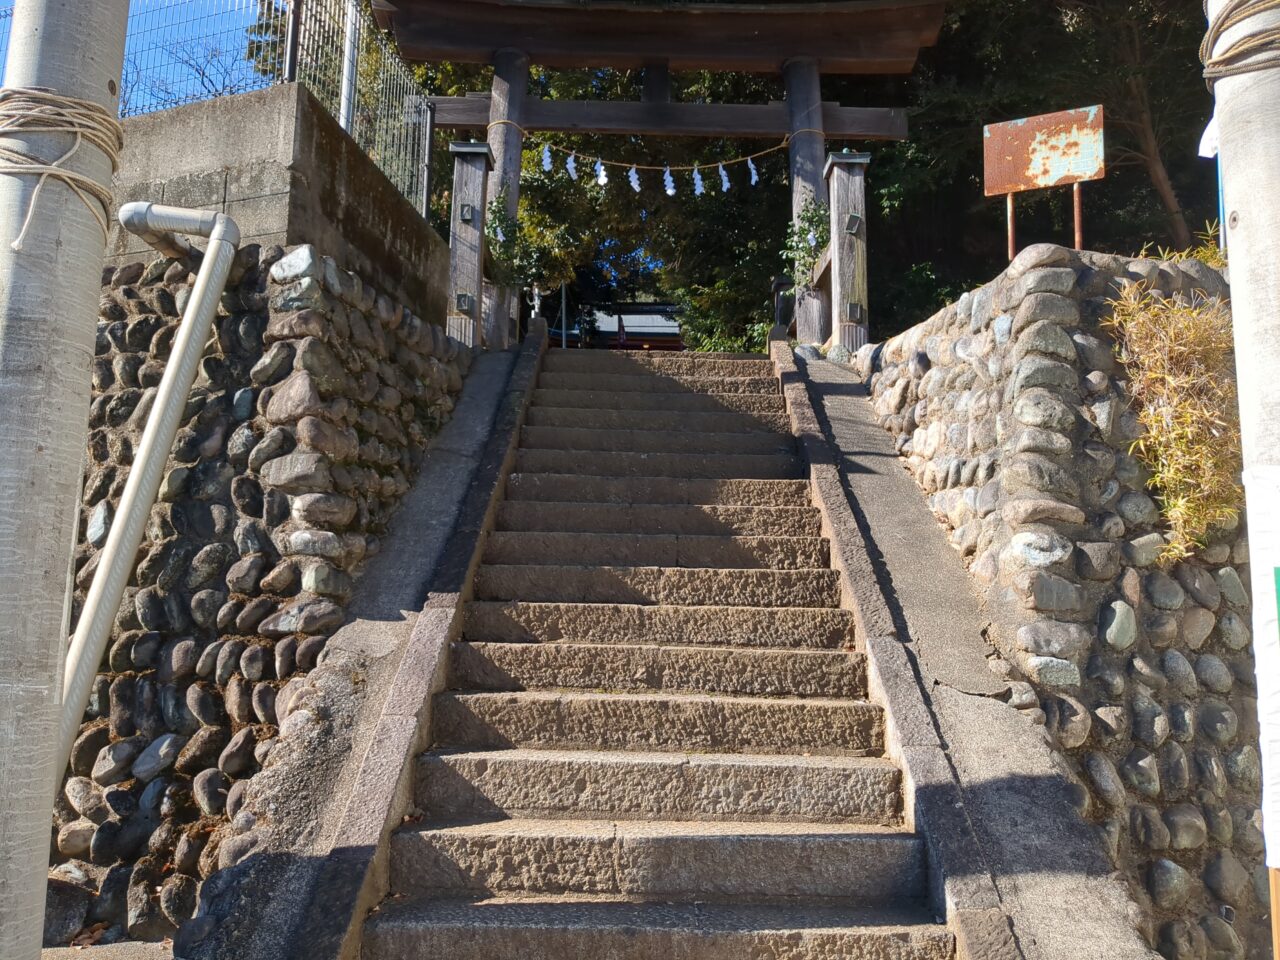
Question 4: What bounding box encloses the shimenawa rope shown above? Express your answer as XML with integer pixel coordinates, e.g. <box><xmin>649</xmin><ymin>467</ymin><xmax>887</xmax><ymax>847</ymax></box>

<box><xmin>1202</xmin><ymin>0</ymin><xmax>1280</xmax><ymax>86</ymax></box>
<box><xmin>0</xmin><ymin>87</ymin><xmax>125</xmax><ymax>251</ymax></box>
<box><xmin>487</xmin><ymin>119</ymin><xmax>823</xmax><ymax>172</ymax></box>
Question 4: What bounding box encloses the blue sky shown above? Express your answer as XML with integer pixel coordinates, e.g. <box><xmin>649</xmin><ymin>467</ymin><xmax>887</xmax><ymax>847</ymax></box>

<box><xmin>0</xmin><ymin>0</ymin><xmax>281</xmax><ymax>116</ymax></box>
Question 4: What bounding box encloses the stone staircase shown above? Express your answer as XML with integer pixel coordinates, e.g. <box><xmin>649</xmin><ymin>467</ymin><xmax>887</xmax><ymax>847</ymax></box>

<box><xmin>361</xmin><ymin>350</ymin><xmax>954</xmax><ymax>959</ymax></box>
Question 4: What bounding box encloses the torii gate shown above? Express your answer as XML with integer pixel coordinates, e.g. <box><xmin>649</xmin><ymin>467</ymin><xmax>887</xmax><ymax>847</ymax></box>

<box><xmin>372</xmin><ymin>0</ymin><xmax>948</xmax><ymax>349</ymax></box>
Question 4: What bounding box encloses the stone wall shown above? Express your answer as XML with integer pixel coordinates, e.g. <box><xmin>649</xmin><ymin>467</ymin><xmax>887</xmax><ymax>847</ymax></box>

<box><xmin>46</xmin><ymin>242</ymin><xmax>471</xmax><ymax>946</ymax></box>
<box><xmin>861</xmin><ymin>245</ymin><xmax>1261</xmax><ymax>959</ymax></box>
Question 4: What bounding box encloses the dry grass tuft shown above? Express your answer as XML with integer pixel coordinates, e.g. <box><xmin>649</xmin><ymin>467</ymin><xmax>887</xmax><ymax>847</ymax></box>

<box><xmin>1104</xmin><ymin>283</ymin><xmax>1241</xmax><ymax>564</ymax></box>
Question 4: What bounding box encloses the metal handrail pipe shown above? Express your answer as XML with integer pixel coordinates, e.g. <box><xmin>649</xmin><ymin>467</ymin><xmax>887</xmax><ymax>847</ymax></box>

<box><xmin>57</xmin><ymin>202</ymin><xmax>240</xmax><ymax>773</ymax></box>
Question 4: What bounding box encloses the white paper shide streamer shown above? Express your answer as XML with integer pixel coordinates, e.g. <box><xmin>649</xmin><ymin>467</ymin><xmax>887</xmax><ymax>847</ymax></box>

<box><xmin>595</xmin><ymin>159</ymin><xmax>608</xmax><ymax>186</ymax></box>
<box><xmin>693</xmin><ymin>166</ymin><xmax>705</xmax><ymax>196</ymax></box>
<box><xmin>663</xmin><ymin>166</ymin><xmax>676</xmax><ymax>196</ymax></box>
<box><xmin>1244</xmin><ymin>466</ymin><xmax>1280</xmax><ymax>867</ymax></box>
<box><xmin>748</xmin><ymin>157</ymin><xmax>759</xmax><ymax>186</ymax></box>
<box><xmin>566</xmin><ymin>152</ymin><xmax>578</xmax><ymax>180</ymax></box>
<box><xmin>719</xmin><ymin>164</ymin><xmax>730</xmax><ymax>192</ymax></box>
<box><xmin>629</xmin><ymin>166</ymin><xmax>641</xmax><ymax>192</ymax></box>
<box><xmin>542</xmin><ymin>144</ymin><xmax>553</xmax><ymax>171</ymax></box>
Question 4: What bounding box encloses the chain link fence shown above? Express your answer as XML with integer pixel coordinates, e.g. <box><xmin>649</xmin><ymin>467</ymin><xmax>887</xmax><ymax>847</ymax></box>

<box><xmin>0</xmin><ymin>0</ymin><xmax>433</xmax><ymax>210</ymax></box>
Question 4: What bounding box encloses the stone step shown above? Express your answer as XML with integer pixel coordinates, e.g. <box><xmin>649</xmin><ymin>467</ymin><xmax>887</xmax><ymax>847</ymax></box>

<box><xmin>504</xmin><ymin>475</ymin><xmax>811</xmax><ymax>507</ymax></box>
<box><xmin>463</xmin><ymin>602</ymin><xmax>855</xmax><ymax>649</ymax></box>
<box><xmin>449</xmin><ymin>642</ymin><xmax>866</xmax><ymax>698</ymax></box>
<box><xmin>388</xmin><ymin>819</ymin><xmax>923</xmax><ymax>902</ymax></box>
<box><xmin>532</xmin><ymin>388</ymin><xmax>786</xmax><ymax>414</ymax></box>
<box><xmin>525</xmin><ymin>406</ymin><xmax>790</xmax><ymax>435</ymax></box>
<box><xmin>432</xmin><ymin>691</ymin><xmax>884</xmax><ymax>755</ymax></box>
<box><xmin>483</xmin><ymin>531</ymin><xmax>829</xmax><ymax>569</ymax></box>
<box><xmin>543</xmin><ymin>351</ymin><xmax>773</xmax><ymax>378</ymax></box>
<box><xmin>363</xmin><ymin>899</ymin><xmax>953</xmax><ymax>960</ymax></box>
<box><xmin>520</xmin><ymin>425</ymin><xmax>794</xmax><ymax>456</ymax></box>
<box><xmin>514</xmin><ymin>448</ymin><xmax>803</xmax><ymax>479</ymax></box>
<box><xmin>538</xmin><ymin>372</ymin><xmax>779</xmax><ymax>395</ymax></box>
<box><xmin>418</xmin><ymin>748</ymin><xmax>899</xmax><ymax>824</ymax></box>
<box><xmin>496</xmin><ymin>501</ymin><xmax>821</xmax><ymax>536</ymax></box>
<box><xmin>473</xmin><ymin>565</ymin><xmax>842</xmax><ymax>608</ymax></box>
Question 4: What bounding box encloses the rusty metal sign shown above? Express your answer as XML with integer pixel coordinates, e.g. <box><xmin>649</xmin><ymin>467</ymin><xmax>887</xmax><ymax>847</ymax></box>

<box><xmin>983</xmin><ymin>106</ymin><xmax>1106</xmax><ymax>197</ymax></box>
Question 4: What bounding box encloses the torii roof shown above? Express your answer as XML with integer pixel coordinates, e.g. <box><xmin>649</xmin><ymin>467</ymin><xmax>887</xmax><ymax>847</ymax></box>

<box><xmin>371</xmin><ymin>0</ymin><xmax>948</xmax><ymax>74</ymax></box>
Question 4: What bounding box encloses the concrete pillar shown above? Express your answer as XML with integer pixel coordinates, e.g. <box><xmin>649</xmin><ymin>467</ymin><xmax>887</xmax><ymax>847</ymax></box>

<box><xmin>485</xmin><ymin>49</ymin><xmax>529</xmax><ymax>350</ymax></box>
<box><xmin>1204</xmin><ymin>0</ymin><xmax>1280</xmax><ymax>874</ymax></box>
<box><xmin>783</xmin><ymin>57</ymin><xmax>830</xmax><ymax>345</ymax></box>
<box><xmin>447</xmin><ymin>142</ymin><xmax>493</xmax><ymax>348</ymax></box>
<box><xmin>825</xmin><ymin>152</ymin><xmax>871</xmax><ymax>352</ymax></box>
<box><xmin>0</xmin><ymin>2</ymin><xmax>129</xmax><ymax>955</ymax></box>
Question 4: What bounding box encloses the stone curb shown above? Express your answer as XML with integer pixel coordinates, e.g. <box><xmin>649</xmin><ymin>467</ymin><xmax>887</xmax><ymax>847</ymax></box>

<box><xmin>771</xmin><ymin>342</ymin><xmax>1022</xmax><ymax>960</ymax></box>
<box><xmin>238</xmin><ymin>330</ymin><xmax>547</xmax><ymax>960</ymax></box>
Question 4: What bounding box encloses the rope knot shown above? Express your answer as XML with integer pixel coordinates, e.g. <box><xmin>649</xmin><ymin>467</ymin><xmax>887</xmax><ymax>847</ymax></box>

<box><xmin>0</xmin><ymin>86</ymin><xmax>126</xmax><ymax>251</ymax></box>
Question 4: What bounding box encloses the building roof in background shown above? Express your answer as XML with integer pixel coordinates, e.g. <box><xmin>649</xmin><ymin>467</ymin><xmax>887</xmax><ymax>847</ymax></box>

<box><xmin>371</xmin><ymin>0</ymin><xmax>947</xmax><ymax>73</ymax></box>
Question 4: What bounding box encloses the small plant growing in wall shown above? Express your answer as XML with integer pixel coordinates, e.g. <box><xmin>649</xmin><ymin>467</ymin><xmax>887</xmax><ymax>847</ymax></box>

<box><xmin>1105</xmin><ymin>284</ymin><xmax>1241</xmax><ymax>563</ymax></box>
<box><xmin>783</xmin><ymin>197</ymin><xmax>830</xmax><ymax>291</ymax></box>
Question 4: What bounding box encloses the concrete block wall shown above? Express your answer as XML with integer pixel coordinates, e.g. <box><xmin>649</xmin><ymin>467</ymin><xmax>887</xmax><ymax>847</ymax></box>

<box><xmin>861</xmin><ymin>245</ymin><xmax>1261</xmax><ymax>959</ymax></box>
<box><xmin>45</xmin><ymin>243</ymin><xmax>473</xmax><ymax>946</ymax></box>
<box><xmin>105</xmin><ymin>83</ymin><xmax>448</xmax><ymax>329</ymax></box>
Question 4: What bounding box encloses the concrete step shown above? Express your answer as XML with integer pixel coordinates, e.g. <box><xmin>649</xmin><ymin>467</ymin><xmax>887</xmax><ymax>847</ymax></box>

<box><xmin>538</xmin><ymin>371</ymin><xmax>779</xmax><ymax>395</ymax></box>
<box><xmin>483</xmin><ymin>531</ymin><xmax>829</xmax><ymax>569</ymax></box>
<box><xmin>504</xmin><ymin>475</ymin><xmax>810</xmax><ymax>507</ymax></box>
<box><xmin>520</xmin><ymin>425</ymin><xmax>794</xmax><ymax>456</ymax></box>
<box><xmin>417</xmin><ymin>748</ymin><xmax>901</xmax><ymax>824</ymax></box>
<box><xmin>388</xmin><ymin>819</ymin><xmax>923</xmax><ymax>902</ymax></box>
<box><xmin>450</xmin><ymin>641</ymin><xmax>866</xmax><ymax>698</ymax></box>
<box><xmin>432</xmin><ymin>690</ymin><xmax>883</xmax><ymax>755</ymax></box>
<box><xmin>463</xmin><ymin>602</ymin><xmax>855</xmax><ymax>649</ymax></box>
<box><xmin>473</xmin><ymin>565</ymin><xmax>842</xmax><ymax>607</ymax></box>
<box><xmin>514</xmin><ymin>448</ymin><xmax>803</xmax><ymax>479</ymax></box>
<box><xmin>363</xmin><ymin>899</ymin><xmax>953</xmax><ymax>960</ymax></box>
<box><xmin>543</xmin><ymin>352</ymin><xmax>773</xmax><ymax>378</ymax></box>
<box><xmin>525</xmin><ymin>406</ymin><xmax>790</xmax><ymax>435</ymax></box>
<box><xmin>533</xmin><ymin>388</ymin><xmax>786</xmax><ymax>415</ymax></box>
<box><xmin>496</xmin><ymin>501</ymin><xmax>821</xmax><ymax>536</ymax></box>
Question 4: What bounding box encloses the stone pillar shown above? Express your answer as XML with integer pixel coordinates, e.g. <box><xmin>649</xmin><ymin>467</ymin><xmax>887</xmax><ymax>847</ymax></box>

<box><xmin>485</xmin><ymin>49</ymin><xmax>529</xmax><ymax>350</ymax></box>
<box><xmin>447</xmin><ymin>142</ymin><xmax>493</xmax><ymax>348</ymax></box>
<box><xmin>783</xmin><ymin>57</ymin><xmax>830</xmax><ymax>345</ymax></box>
<box><xmin>825</xmin><ymin>152</ymin><xmax>871</xmax><ymax>353</ymax></box>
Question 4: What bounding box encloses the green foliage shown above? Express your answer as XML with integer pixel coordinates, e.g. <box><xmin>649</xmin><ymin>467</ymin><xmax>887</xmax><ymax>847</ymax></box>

<box><xmin>783</xmin><ymin>199</ymin><xmax>830</xmax><ymax>291</ymax></box>
<box><xmin>485</xmin><ymin>186</ymin><xmax>521</xmax><ymax>286</ymax></box>
<box><xmin>674</xmin><ymin>279</ymin><xmax>771</xmax><ymax>353</ymax></box>
<box><xmin>1104</xmin><ymin>285</ymin><xmax>1241</xmax><ymax>564</ymax></box>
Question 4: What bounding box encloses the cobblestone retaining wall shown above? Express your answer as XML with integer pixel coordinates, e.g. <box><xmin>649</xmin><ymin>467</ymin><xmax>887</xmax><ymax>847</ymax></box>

<box><xmin>45</xmin><ymin>243</ymin><xmax>470</xmax><ymax>946</ymax></box>
<box><xmin>862</xmin><ymin>244</ymin><xmax>1261</xmax><ymax>959</ymax></box>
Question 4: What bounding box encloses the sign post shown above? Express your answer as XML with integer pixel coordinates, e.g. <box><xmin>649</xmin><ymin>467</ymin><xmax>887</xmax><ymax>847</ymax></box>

<box><xmin>984</xmin><ymin>105</ymin><xmax>1106</xmax><ymax>259</ymax></box>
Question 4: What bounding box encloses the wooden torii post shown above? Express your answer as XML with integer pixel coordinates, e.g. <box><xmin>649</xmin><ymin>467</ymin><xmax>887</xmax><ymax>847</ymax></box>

<box><xmin>372</xmin><ymin>0</ymin><xmax>948</xmax><ymax>348</ymax></box>
<box><xmin>485</xmin><ymin>49</ymin><xmax>529</xmax><ymax>349</ymax></box>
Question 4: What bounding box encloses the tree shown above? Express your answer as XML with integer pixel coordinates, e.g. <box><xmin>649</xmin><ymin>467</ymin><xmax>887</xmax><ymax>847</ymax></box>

<box><xmin>1055</xmin><ymin>0</ymin><xmax>1209</xmax><ymax>249</ymax></box>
